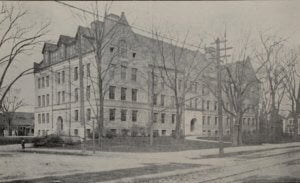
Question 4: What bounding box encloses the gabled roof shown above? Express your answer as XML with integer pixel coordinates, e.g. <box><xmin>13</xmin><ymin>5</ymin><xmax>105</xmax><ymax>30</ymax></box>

<box><xmin>57</xmin><ymin>35</ymin><xmax>75</xmax><ymax>46</ymax></box>
<box><xmin>42</xmin><ymin>43</ymin><xmax>57</xmax><ymax>54</ymax></box>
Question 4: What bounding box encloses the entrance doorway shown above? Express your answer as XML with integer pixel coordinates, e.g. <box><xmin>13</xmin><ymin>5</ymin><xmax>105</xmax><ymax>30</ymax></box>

<box><xmin>190</xmin><ymin>118</ymin><xmax>197</xmax><ymax>132</ymax></box>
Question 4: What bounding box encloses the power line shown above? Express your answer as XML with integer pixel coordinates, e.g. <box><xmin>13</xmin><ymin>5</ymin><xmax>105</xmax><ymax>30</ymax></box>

<box><xmin>53</xmin><ymin>1</ymin><xmax>205</xmax><ymax>51</ymax></box>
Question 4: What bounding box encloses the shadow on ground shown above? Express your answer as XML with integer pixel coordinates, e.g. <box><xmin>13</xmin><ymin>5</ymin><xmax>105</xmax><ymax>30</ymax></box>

<box><xmin>3</xmin><ymin>163</ymin><xmax>208</xmax><ymax>183</ymax></box>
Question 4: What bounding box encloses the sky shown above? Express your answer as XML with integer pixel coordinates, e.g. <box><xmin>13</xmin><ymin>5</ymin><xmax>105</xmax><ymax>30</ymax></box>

<box><xmin>5</xmin><ymin>0</ymin><xmax>300</xmax><ymax>112</ymax></box>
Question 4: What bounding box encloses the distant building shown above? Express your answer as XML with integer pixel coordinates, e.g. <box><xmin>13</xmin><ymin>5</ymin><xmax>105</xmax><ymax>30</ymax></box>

<box><xmin>33</xmin><ymin>12</ymin><xmax>259</xmax><ymax>138</ymax></box>
<box><xmin>0</xmin><ymin>112</ymin><xmax>34</xmax><ymax>136</ymax></box>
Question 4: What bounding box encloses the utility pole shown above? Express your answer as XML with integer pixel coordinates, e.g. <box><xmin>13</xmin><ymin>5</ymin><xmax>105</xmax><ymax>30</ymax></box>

<box><xmin>92</xmin><ymin>119</ymin><xmax>95</xmax><ymax>154</ymax></box>
<box><xmin>149</xmin><ymin>65</ymin><xmax>155</xmax><ymax>146</ymax></box>
<box><xmin>78</xmin><ymin>34</ymin><xmax>86</xmax><ymax>153</ymax></box>
<box><xmin>210</xmin><ymin>37</ymin><xmax>232</xmax><ymax>157</ymax></box>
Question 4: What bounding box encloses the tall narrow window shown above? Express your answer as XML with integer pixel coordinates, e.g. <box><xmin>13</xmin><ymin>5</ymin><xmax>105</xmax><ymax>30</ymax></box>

<box><xmin>75</xmin><ymin>88</ymin><xmax>79</xmax><ymax>102</ymax></box>
<box><xmin>172</xmin><ymin>114</ymin><xmax>176</xmax><ymax>124</ymax></box>
<box><xmin>161</xmin><ymin>113</ymin><xmax>165</xmax><ymax>123</ymax></box>
<box><xmin>207</xmin><ymin>116</ymin><xmax>211</xmax><ymax>125</ymax></box>
<box><xmin>161</xmin><ymin>95</ymin><xmax>165</xmax><ymax>106</ymax></box>
<box><xmin>121</xmin><ymin>87</ymin><xmax>127</xmax><ymax>100</ymax></box>
<box><xmin>57</xmin><ymin>72</ymin><xmax>60</xmax><ymax>84</ymax></box>
<box><xmin>86</xmin><ymin>85</ymin><xmax>91</xmax><ymax>100</ymax></box>
<box><xmin>38</xmin><ymin>114</ymin><xmax>41</xmax><ymax>124</ymax></box>
<box><xmin>109</xmin><ymin>109</ymin><xmax>115</xmax><ymax>121</ymax></box>
<box><xmin>215</xmin><ymin>117</ymin><xmax>218</xmax><ymax>125</ymax></box>
<box><xmin>38</xmin><ymin>78</ymin><xmax>41</xmax><ymax>89</ymax></box>
<box><xmin>42</xmin><ymin>113</ymin><xmax>45</xmax><ymax>123</ymax></box>
<box><xmin>121</xmin><ymin>109</ymin><xmax>127</xmax><ymax>121</ymax></box>
<box><xmin>153</xmin><ymin>113</ymin><xmax>158</xmax><ymax>123</ymax></box>
<box><xmin>153</xmin><ymin>94</ymin><xmax>157</xmax><ymax>105</ymax></box>
<box><xmin>132</xmin><ymin>89</ymin><xmax>137</xmax><ymax>102</ymax></box>
<box><xmin>131</xmin><ymin>68</ymin><xmax>137</xmax><ymax>81</ymax></box>
<box><xmin>178</xmin><ymin>79</ymin><xmax>182</xmax><ymax>91</ymax></box>
<box><xmin>38</xmin><ymin>96</ymin><xmax>41</xmax><ymax>107</ymax></box>
<box><xmin>46</xmin><ymin>113</ymin><xmax>49</xmax><ymax>123</ymax></box>
<box><xmin>202</xmin><ymin>100</ymin><xmax>205</xmax><ymax>110</ymax></box>
<box><xmin>46</xmin><ymin>76</ymin><xmax>49</xmax><ymax>87</ymax></box>
<box><xmin>121</xmin><ymin>65</ymin><xmax>127</xmax><ymax>80</ymax></box>
<box><xmin>214</xmin><ymin>101</ymin><xmax>218</xmax><ymax>111</ymax></box>
<box><xmin>74</xmin><ymin>110</ymin><xmax>79</xmax><ymax>121</ymax></box>
<box><xmin>57</xmin><ymin>92</ymin><xmax>61</xmax><ymax>104</ymax></box>
<box><xmin>118</xmin><ymin>40</ymin><xmax>127</xmax><ymax>58</ymax></box>
<box><xmin>62</xmin><ymin>71</ymin><xmax>65</xmax><ymax>83</ymax></box>
<box><xmin>110</xmin><ymin>64</ymin><xmax>115</xmax><ymax>79</ymax></box>
<box><xmin>86</xmin><ymin>63</ymin><xmax>90</xmax><ymax>77</ymax></box>
<box><xmin>195</xmin><ymin>98</ymin><xmax>198</xmax><ymax>109</ymax></box>
<box><xmin>86</xmin><ymin>108</ymin><xmax>91</xmax><ymax>121</ymax></box>
<box><xmin>74</xmin><ymin>67</ymin><xmax>78</xmax><ymax>81</ymax></box>
<box><xmin>46</xmin><ymin>94</ymin><xmax>50</xmax><ymax>106</ymax></box>
<box><xmin>132</xmin><ymin>110</ymin><xmax>137</xmax><ymax>122</ymax></box>
<box><xmin>207</xmin><ymin>100</ymin><xmax>210</xmax><ymax>110</ymax></box>
<box><xmin>202</xmin><ymin>116</ymin><xmax>206</xmax><ymax>125</ymax></box>
<box><xmin>62</xmin><ymin>91</ymin><xmax>65</xmax><ymax>103</ymax></box>
<box><xmin>42</xmin><ymin>77</ymin><xmax>45</xmax><ymax>88</ymax></box>
<box><xmin>109</xmin><ymin>86</ymin><xmax>116</xmax><ymax>100</ymax></box>
<box><xmin>42</xmin><ymin>95</ymin><xmax>45</xmax><ymax>107</ymax></box>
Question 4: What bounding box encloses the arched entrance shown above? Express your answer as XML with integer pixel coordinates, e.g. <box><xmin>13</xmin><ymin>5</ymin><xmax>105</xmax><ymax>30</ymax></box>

<box><xmin>190</xmin><ymin>118</ymin><xmax>197</xmax><ymax>132</ymax></box>
<box><xmin>57</xmin><ymin>116</ymin><xmax>63</xmax><ymax>132</ymax></box>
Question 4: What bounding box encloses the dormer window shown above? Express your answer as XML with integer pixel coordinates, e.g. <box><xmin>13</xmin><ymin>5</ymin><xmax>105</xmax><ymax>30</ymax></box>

<box><xmin>118</xmin><ymin>40</ymin><xmax>127</xmax><ymax>58</ymax></box>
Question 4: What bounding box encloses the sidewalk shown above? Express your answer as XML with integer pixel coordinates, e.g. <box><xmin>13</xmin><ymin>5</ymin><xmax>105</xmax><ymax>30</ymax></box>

<box><xmin>185</xmin><ymin>136</ymin><xmax>232</xmax><ymax>144</ymax></box>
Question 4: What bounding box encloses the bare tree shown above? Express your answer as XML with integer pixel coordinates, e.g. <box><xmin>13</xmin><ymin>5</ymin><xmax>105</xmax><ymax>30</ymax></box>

<box><xmin>0</xmin><ymin>88</ymin><xmax>24</xmax><ymax>136</ymax></box>
<box><xmin>255</xmin><ymin>31</ymin><xmax>288</xmax><ymax>142</ymax></box>
<box><xmin>0</xmin><ymin>2</ymin><xmax>49</xmax><ymax>111</ymax></box>
<box><xmin>149</xmin><ymin>30</ymin><xmax>208</xmax><ymax>139</ymax></box>
<box><xmin>281</xmin><ymin>48</ymin><xmax>299</xmax><ymax>136</ymax></box>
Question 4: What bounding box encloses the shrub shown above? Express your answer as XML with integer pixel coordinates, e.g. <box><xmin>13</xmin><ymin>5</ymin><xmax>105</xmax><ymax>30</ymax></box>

<box><xmin>0</xmin><ymin>136</ymin><xmax>38</xmax><ymax>145</ymax></box>
<box><xmin>33</xmin><ymin>135</ymin><xmax>64</xmax><ymax>147</ymax></box>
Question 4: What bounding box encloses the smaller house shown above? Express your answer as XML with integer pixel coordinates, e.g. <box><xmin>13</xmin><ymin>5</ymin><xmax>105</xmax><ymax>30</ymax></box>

<box><xmin>0</xmin><ymin>112</ymin><xmax>34</xmax><ymax>136</ymax></box>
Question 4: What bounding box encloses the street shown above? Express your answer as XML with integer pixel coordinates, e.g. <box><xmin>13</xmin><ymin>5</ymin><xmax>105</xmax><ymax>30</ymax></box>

<box><xmin>0</xmin><ymin>143</ymin><xmax>300</xmax><ymax>183</ymax></box>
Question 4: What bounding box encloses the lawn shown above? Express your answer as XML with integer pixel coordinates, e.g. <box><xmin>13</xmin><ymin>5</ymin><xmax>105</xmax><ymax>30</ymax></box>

<box><xmin>58</xmin><ymin>136</ymin><xmax>232</xmax><ymax>152</ymax></box>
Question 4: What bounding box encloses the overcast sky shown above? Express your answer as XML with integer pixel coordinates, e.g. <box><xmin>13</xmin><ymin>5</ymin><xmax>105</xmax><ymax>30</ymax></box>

<box><xmin>9</xmin><ymin>1</ymin><xmax>300</xmax><ymax>112</ymax></box>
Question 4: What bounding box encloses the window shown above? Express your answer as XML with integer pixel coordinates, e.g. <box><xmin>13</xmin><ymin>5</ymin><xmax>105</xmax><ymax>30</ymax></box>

<box><xmin>195</xmin><ymin>98</ymin><xmax>198</xmax><ymax>109</ymax></box>
<box><xmin>153</xmin><ymin>113</ymin><xmax>158</xmax><ymax>123</ymax></box>
<box><xmin>46</xmin><ymin>76</ymin><xmax>49</xmax><ymax>87</ymax></box>
<box><xmin>131</xmin><ymin>68</ymin><xmax>137</xmax><ymax>81</ymax></box>
<box><xmin>190</xmin><ymin>99</ymin><xmax>193</xmax><ymax>108</ymax></box>
<box><xmin>110</xmin><ymin>47</ymin><xmax>114</xmax><ymax>53</ymax></box>
<box><xmin>42</xmin><ymin>77</ymin><xmax>45</xmax><ymax>88</ymax></box>
<box><xmin>202</xmin><ymin>116</ymin><xmax>206</xmax><ymax>125</ymax></box>
<box><xmin>57</xmin><ymin>92</ymin><xmax>61</xmax><ymax>104</ymax></box>
<box><xmin>75</xmin><ymin>88</ymin><xmax>79</xmax><ymax>102</ymax></box>
<box><xmin>132</xmin><ymin>89</ymin><xmax>137</xmax><ymax>102</ymax></box>
<box><xmin>109</xmin><ymin>86</ymin><xmax>116</xmax><ymax>100</ymax></box>
<box><xmin>42</xmin><ymin>113</ymin><xmax>45</xmax><ymax>123</ymax></box>
<box><xmin>38</xmin><ymin>78</ymin><xmax>41</xmax><ymax>89</ymax></box>
<box><xmin>74</xmin><ymin>129</ymin><xmax>78</xmax><ymax>136</ymax></box>
<box><xmin>172</xmin><ymin>114</ymin><xmax>176</xmax><ymax>124</ymax></box>
<box><xmin>202</xmin><ymin>100</ymin><xmax>205</xmax><ymax>110</ymax></box>
<box><xmin>215</xmin><ymin>130</ymin><xmax>218</xmax><ymax>135</ymax></box>
<box><xmin>42</xmin><ymin>95</ymin><xmax>45</xmax><ymax>107</ymax></box>
<box><xmin>46</xmin><ymin>113</ymin><xmax>49</xmax><ymax>123</ymax></box>
<box><xmin>215</xmin><ymin>117</ymin><xmax>218</xmax><ymax>125</ymax></box>
<box><xmin>86</xmin><ymin>63</ymin><xmax>90</xmax><ymax>77</ymax></box>
<box><xmin>207</xmin><ymin>116</ymin><xmax>211</xmax><ymax>125</ymax></box>
<box><xmin>86</xmin><ymin>86</ymin><xmax>91</xmax><ymax>100</ymax></box>
<box><xmin>62</xmin><ymin>71</ymin><xmax>65</xmax><ymax>83</ymax></box>
<box><xmin>109</xmin><ymin>65</ymin><xmax>115</xmax><ymax>79</ymax></box>
<box><xmin>57</xmin><ymin>72</ymin><xmax>61</xmax><ymax>84</ymax></box>
<box><xmin>74</xmin><ymin>67</ymin><xmax>78</xmax><ymax>81</ymax></box>
<box><xmin>214</xmin><ymin>101</ymin><xmax>218</xmax><ymax>111</ymax></box>
<box><xmin>46</xmin><ymin>94</ymin><xmax>50</xmax><ymax>106</ymax></box>
<box><xmin>252</xmin><ymin>118</ymin><xmax>255</xmax><ymax>126</ymax></box>
<box><xmin>121</xmin><ymin>109</ymin><xmax>127</xmax><ymax>121</ymax></box>
<box><xmin>202</xmin><ymin>86</ymin><xmax>205</xmax><ymax>95</ymax></box>
<box><xmin>118</xmin><ymin>40</ymin><xmax>127</xmax><ymax>58</ymax></box>
<box><xmin>162</xmin><ymin>130</ymin><xmax>166</xmax><ymax>136</ymax></box>
<box><xmin>178</xmin><ymin>79</ymin><xmax>182</xmax><ymax>91</ymax></box>
<box><xmin>38</xmin><ymin>96</ymin><xmax>41</xmax><ymax>107</ymax></box>
<box><xmin>248</xmin><ymin>118</ymin><xmax>251</xmax><ymax>126</ymax></box>
<box><xmin>86</xmin><ymin>108</ymin><xmax>91</xmax><ymax>121</ymax></box>
<box><xmin>121</xmin><ymin>87</ymin><xmax>127</xmax><ymax>100</ymax></box>
<box><xmin>75</xmin><ymin>110</ymin><xmax>79</xmax><ymax>121</ymax></box>
<box><xmin>227</xmin><ymin>117</ymin><xmax>230</xmax><ymax>126</ymax></box>
<box><xmin>38</xmin><ymin>114</ymin><xmax>41</xmax><ymax>124</ymax></box>
<box><xmin>153</xmin><ymin>94</ymin><xmax>157</xmax><ymax>105</ymax></box>
<box><xmin>132</xmin><ymin>52</ymin><xmax>136</xmax><ymax>58</ymax></box>
<box><xmin>161</xmin><ymin>113</ymin><xmax>165</xmax><ymax>123</ymax></box>
<box><xmin>161</xmin><ymin>95</ymin><xmax>165</xmax><ymax>106</ymax></box>
<box><xmin>62</xmin><ymin>91</ymin><xmax>65</xmax><ymax>103</ymax></box>
<box><xmin>121</xmin><ymin>65</ymin><xmax>127</xmax><ymax>80</ymax></box>
<box><xmin>195</xmin><ymin>82</ymin><xmax>198</xmax><ymax>92</ymax></box>
<box><xmin>86</xmin><ymin>129</ymin><xmax>91</xmax><ymax>137</ymax></box>
<box><xmin>207</xmin><ymin>100</ymin><xmax>210</xmax><ymax>110</ymax></box>
<box><xmin>132</xmin><ymin>110</ymin><xmax>137</xmax><ymax>122</ymax></box>
<box><xmin>171</xmin><ymin>96</ymin><xmax>175</xmax><ymax>107</ymax></box>
<box><xmin>109</xmin><ymin>109</ymin><xmax>115</xmax><ymax>121</ymax></box>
